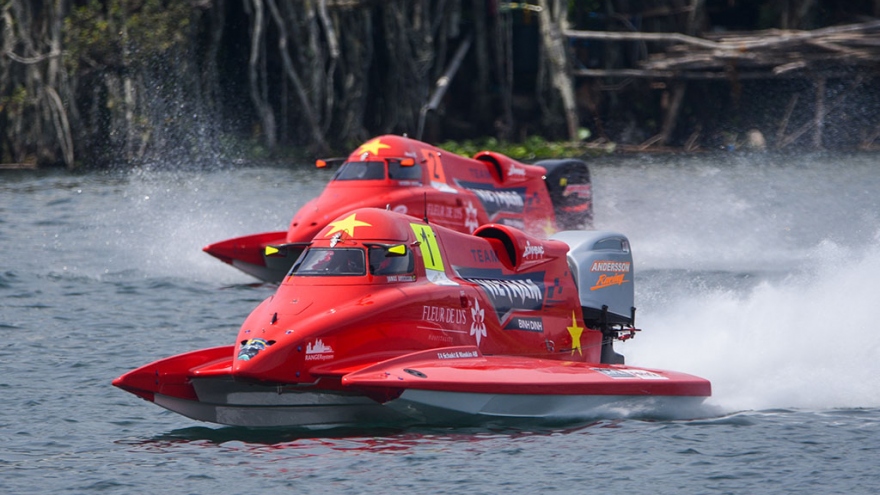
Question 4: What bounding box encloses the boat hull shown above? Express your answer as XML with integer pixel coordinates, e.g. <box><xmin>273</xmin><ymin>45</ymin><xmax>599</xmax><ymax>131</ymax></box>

<box><xmin>148</xmin><ymin>380</ymin><xmax>708</xmax><ymax>428</ymax></box>
<box><xmin>153</xmin><ymin>378</ymin><xmax>412</xmax><ymax>428</ymax></box>
<box><xmin>388</xmin><ymin>389</ymin><xmax>709</xmax><ymax>424</ymax></box>
<box><xmin>115</xmin><ymin>346</ymin><xmax>710</xmax><ymax>428</ymax></box>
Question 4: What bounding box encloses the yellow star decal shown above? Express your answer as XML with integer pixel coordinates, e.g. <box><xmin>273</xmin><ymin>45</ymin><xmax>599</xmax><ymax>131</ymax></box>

<box><xmin>567</xmin><ymin>312</ymin><xmax>584</xmax><ymax>356</ymax></box>
<box><xmin>356</xmin><ymin>138</ymin><xmax>390</xmax><ymax>156</ymax></box>
<box><xmin>325</xmin><ymin>213</ymin><xmax>372</xmax><ymax>238</ymax></box>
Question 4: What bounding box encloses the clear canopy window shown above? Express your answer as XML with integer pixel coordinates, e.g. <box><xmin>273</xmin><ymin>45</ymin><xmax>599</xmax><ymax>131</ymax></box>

<box><xmin>388</xmin><ymin>160</ymin><xmax>422</xmax><ymax>181</ymax></box>
<box><xmin>333</xmin><ymin>161</ymin><xmax>386</xmax><ymax>181</ymax></box>
<box><xmin>290</xmin><ymin>248</ymin><xmax>365</xmax><ymax>276</ymax></box>
<box><xmin>332</xmin><ymin>160</ymin><xmax>422</xmax><ymax>182</ymax></box>
<box><xmin>368</xmin><ymin>245</ymin><xmax>414</xmax><ymax>275</ymax></box>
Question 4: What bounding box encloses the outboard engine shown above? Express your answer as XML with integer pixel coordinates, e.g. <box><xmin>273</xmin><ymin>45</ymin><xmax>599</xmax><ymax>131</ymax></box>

<box><xmin>551</xmin><ymin>230</ymin><xmax>635</xmax><ymax>364</ymax></box>
<box><xmin>536</xmin><ymin>159</ymin><xmax>593</xmax><ymax>230</ymax></box>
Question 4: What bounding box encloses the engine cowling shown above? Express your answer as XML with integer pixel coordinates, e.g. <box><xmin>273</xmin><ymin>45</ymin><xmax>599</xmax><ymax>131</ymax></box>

<box><xmin>550</xmin><ymin>230</ymin><xmax>634</xmax><ymax>327</ymax></box>
<box><xmin>536</xmin><ymin>158</ymin><xmax>593</xmax><ymax>230</ymax></box>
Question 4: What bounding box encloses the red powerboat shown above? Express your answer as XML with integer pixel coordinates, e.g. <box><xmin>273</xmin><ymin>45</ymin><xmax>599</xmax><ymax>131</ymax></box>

<box><xmin>203</xmin><ymin>135</ymin><xmax>593</xmax><ymax>282</ymax></box>
<box><xmin>115</xmin><ymin>208</ymin><xmax>710</xmax><ymax>428</ymax></box>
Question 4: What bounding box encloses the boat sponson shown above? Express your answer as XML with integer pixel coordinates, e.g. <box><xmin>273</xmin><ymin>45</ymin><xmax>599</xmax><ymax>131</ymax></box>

<box><xmin>112</xmin><ymin>346</ymin><xmax>234</xmax><ymax>402</ymax></box>
<box><xmin>342</xmin><ymin>346</ymin><xmax>711</xmax><ymax>397</ymax></box>
<box><xmin>202</xmin><ymin>230</ymin><xmax>287</xmax><ymax>266</ymax></box>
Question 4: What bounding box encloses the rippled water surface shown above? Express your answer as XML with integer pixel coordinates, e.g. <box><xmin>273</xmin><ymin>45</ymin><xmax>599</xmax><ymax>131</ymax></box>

<box><xmin>2</xmin><ymin>152</ymin><xmax>879</xmax><ymax>494</ymax></box>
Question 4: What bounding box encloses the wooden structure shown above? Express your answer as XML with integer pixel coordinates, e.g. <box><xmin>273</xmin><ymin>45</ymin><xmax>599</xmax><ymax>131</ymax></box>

<box><xmin>564</xmin><ymin>20</ymin><xmax>880</xmax><ymax>150</ymax></box>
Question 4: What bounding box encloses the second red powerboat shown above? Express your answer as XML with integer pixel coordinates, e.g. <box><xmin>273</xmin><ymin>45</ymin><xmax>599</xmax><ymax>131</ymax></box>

<box><xmin>203</xmin><ymin>135</ymin><xmax>593</xmax><ymax>282</ymax></box>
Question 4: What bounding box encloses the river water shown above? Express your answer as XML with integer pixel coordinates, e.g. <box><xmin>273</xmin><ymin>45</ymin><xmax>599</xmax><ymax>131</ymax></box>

<box><xmin>2</xmin><ymin>152</ymin><xmax>879</xmax><ymax>494</ymax></box>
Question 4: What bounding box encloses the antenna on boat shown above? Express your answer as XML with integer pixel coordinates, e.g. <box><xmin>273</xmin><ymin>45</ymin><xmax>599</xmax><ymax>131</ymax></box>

<box><xmin>423</xmin><ymin>192</ymin><xmax>429</xmax><ymax>224</ymax></box>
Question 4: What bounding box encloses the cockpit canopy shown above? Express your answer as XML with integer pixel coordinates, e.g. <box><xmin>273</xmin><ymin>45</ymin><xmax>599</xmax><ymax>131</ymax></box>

<box><xmin>368</xmin><ymin>244</ymin><xmax>414</xmax><ymax>275</ymax></box>
<box><xmin>293</xmin><ymin>248</ymin><xmax>365</xmax><ymax>276</ymax></box>
<box><xmin>332</xmin><ymin>160</ymin><xmax>422</xmax><ymax>182</ymax></box>
<box><xmin>289</xmin><ymin>245</ymin><xmax>414</xmax><ymax>277</ymax></box>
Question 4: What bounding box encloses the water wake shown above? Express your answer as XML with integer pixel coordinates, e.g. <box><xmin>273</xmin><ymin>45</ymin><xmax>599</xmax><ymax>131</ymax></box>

<box><xmin>627</xmin><ymin>235</ymin><xmax>880</xmax><ymax>412</ymax></box>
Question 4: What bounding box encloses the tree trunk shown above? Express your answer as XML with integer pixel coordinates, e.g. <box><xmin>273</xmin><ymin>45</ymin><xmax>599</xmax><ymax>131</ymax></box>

<box><xmin>494</xmin><ymin>4</ymin><xmax>514</xmax><ymax>140</ymax></box>
<box><xmin>471</xmin><ymin>0</ymin><xmax>491</xmax><ymax>124</ymax></box>
<box><xmin>537</xmin><ymin>0</ymin><xmax>579</xmax><ymax>140</ymax></box>
<box><xmin>265</xmin><ymin>0</ymin><xmax>328</xmax><ymax>154</ymax></box>
<box><xmin>660</xmin><ymin>82</ymin><xmax>686</xmax><ymax>145</ymax></box>
<box><xmin>247</xmin><ymin>0</ymin><xmax>277</xmax><ymax>150</ymax></box>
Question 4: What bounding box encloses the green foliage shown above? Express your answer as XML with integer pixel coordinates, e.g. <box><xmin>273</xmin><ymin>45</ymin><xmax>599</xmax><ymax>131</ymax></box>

<box><xmin>64</xmin><ymin>0</ymin><xmax>191</xmax><ymax>71</ymax></box>
<box><xmin>0</xmin><ymin>86</ymin><xmax>29</xmax><ymax>116</ymax></box>
<box><xmin>438</xmin><ymin>128</ymin><xmax>598</xmax><ymax>161</ymax></box>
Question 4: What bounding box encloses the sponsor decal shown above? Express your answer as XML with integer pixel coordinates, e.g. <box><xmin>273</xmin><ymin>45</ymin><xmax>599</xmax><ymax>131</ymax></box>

<box><xmin>592</xmin><ymin>368</ymin><xmax>669</xmax><ymax>380</ymax></box>
<box><xmin>590</xmin><ymin>273</ymin><xmax>628</xmax><ymax>291</ymax></box>
<box><xmin>325</xmin><ymin>213</ymin><xmax>371</xmax><ymax>238</ymax></box>
<box><xmin>410</xmin><ymin>223</ymin><xmax>445</xmax><ymax>272</ymax></box>
<box><xmin>563</xmin><ymin>183</ymin><xmax>591</xmax><ymax>198</ymax></box>
<box><xmin>469</xmin><ymin>276</ymin><xmax>543</xmax><ymax>306</ymax></box>
<box><xmin>423</xmin><ymin>148</ymin><xmax>446</xmax><ymax>182</ymax></box>
<box><xmin>593</xmin><ymin>368</ymin><xmax>635</xmax><ymax>379</ymax></box>
<box><xmin>464</xmin><ymin>201</ymin><xmax>479</xmax><ymax>233</ymax></box>
<box><xmin>590</xmin><ymin>260</ymin><xmax>631</xmax><ymax>272</ymax></box>
<box><xmin>387</xmin><ymin>274</ymin><xmax>416</xmax><ymax>282</ymax></box>
<box><xmin>470</xmin><ymin>298</ymin><xmax>487</xmax><ymax>346</ymax></box>
<box><xmin>468</xmin><ymin>167</ymin><xmax>495</xmax><ymax>180</ymax></box>
<box><xmin>356</xmin><ymin>137</ymin><xmax>391</xmax><ymax>156</ymax></box>
<box><xmin>305</xmin><ymin>338</ymin><xmax>334</xmax><ymax>361</ymax></box>
<box><xmin>432</xmin><ymin>181</ymin><xmax>459</xmax><ymax>194</ymax></box>
<box><xmin>422</xmin><ymin>305</ymin><xmax>468</xmax><ymax>325</ymax></box>
<box><xmin>545</xmin><ymin>277</ymin><xmax>563</xmax><ymax>299</ymax></box>
<box><xmin>566</xmin><ymin>312</ymin><xmax>584</xmax><ymax>356</ymax></box>
<box><xmin>470</xmin><ymin>247</ymin><xmax>500</xmax><ymax>264</ymax></box>
<box><xmin>410</xmin><ymin>223</ymin><xmax>458</xmax><ymax>281</ymax></box>
<box><xmin>422</xmin><ymin>148</ymin><xmax>458</xmax><ymax>193</ymax></box>
<box><xmin>458</xmin><ymin>267</ymin><xmax>545</xmax><ymax>322</ymax></box>
<box><xmin>393</xmin><ymin>205</ymin><xmax>408</xmax><ymax>214</ymax></box>
<box><xmin>470</xmin><ymin>189</ymin><xmax>524</xmax><ymax>213</ymax></box>
<box><xmin>425</xmin><ymin>270</ymin><xmax>459</xmax><ymax>286</ymax></box>
<box><xmin>522</xmin><ymin>240</ymin><xmax>545</xmax><ymax>260</ymax></box>
<box><xmin>504</xmin><ymin>316</ymin><xmax>544</xmax><ymax>333</ymax></box>
<box><xmin>628</xmin><ymin>369</ymin><xmax>668</xmax><ymax>380</ymax></box>
<box><xmin>508</xmin><ymin>164</ymin><xmax>526</xmax><ymax>177</ymax></box>
<box><xmin>437</xmin><ymin>349</ymin><xmax>480</xmax><ymax>359</ymax></box>
<box><xmin>426</xmin><ymin>203</ymin><xmax>463</xmax><ymax>221</ymax></box>
<box><xmin>456</xmin><ymin>180</ymin><xmax>526</xmax><ymax>218</ymax></box>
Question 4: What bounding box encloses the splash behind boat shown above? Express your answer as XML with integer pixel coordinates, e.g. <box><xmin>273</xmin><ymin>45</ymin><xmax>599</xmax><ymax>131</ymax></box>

<box><xmin>115</xmin><ymin>208</ymin><xmax>710</xmax><ymax>428</ymax></box>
